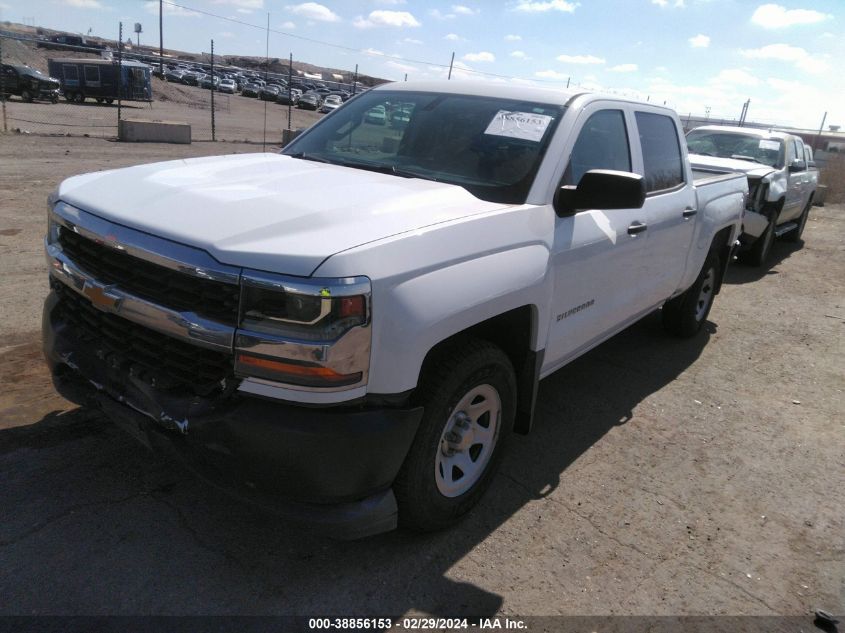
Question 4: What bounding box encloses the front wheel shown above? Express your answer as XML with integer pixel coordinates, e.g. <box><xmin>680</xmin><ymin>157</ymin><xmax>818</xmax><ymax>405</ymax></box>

<box><xmin>394</xmin><ymin>339</ymin><xmax>516</xmax><ymax>531</ymax></box>
<box><xmin>662</xmin><ymin>251</ymin><xmax>720</xmax><ymax>338</ymax></box>
<box><xmin>21</xmin><ymin>89</ymin><xmax>33</xmax><ymax>103</ymax></box>
<box><xmin>783</xmin><ymin>199</ymin><xmax>812</xmax><ymax>243</ymax></box>
<box><xmin>740</xmin><ymin>215</ymin><xmax>775</xmax><ymax>267</ymax></box>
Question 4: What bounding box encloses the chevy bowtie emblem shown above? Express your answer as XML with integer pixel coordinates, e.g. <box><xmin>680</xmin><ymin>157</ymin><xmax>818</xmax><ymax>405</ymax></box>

<box><xmin>82</xmin><ymin>281</ymin><xmax>122</xmax><ymax>313</ymax></box>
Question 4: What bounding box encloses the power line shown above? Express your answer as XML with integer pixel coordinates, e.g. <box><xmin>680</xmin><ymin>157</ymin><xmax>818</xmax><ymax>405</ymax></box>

<box><xmin>160</xmin><ymin>0</ymin><xmax>576</xmax><ymax>85</ymax></box>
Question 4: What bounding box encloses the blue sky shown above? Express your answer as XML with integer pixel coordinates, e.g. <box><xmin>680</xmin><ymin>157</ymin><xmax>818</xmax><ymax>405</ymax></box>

<box><xmin>3</xmin><ymin>0</ymin><xmax>841</xmax><ymax>128</ymax></box>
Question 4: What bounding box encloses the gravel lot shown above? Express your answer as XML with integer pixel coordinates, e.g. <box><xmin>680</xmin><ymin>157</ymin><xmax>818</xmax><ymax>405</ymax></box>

<box><xmin>0</xmin><ymin>134</ymin><xmax>842</xmax><ymax>618</ymax></box>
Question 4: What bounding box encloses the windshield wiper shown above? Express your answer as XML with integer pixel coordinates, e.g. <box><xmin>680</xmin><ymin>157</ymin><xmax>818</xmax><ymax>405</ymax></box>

<box><xmin>287</xmin><ymin>152</ymin><xmax>332</xmax><ymax>163</ymax></box>
<box><xmin>288</xmin><ymin>153</ymin><xmax>438</xmax><ymax>182</ymax></box>
<box><xmin>730</xmin><ymin>154</ymin><xmax>761</xmax><ymax>163</ymax></box>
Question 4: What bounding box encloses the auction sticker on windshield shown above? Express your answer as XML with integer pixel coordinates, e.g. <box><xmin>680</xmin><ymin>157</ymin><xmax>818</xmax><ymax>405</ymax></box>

<box><xmin>485</xmin><ymin>110</ymin><xmax>554</xmax><ymax>142</ymax></box>
<box><xmin>759</xmin><ymin>140</ymin><xmax>780</xmax><ymax>151</ymax></box>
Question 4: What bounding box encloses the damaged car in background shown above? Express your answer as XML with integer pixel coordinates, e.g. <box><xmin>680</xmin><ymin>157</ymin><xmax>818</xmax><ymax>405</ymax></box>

<box><xmin>686</xmin><ymin>125</ymin><xmax>818</xmax><ymax>267</ymax></box>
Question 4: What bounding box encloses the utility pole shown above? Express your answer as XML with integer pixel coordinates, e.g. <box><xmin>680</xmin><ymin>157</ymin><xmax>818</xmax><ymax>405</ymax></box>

<box><xmin>210</xmin><ymin>39</ymin><xmax>215</xmax><ymax>141</ymax></box>
<box><xmin>262</xmin><ymin>12</ymin><xmax>269</xmax><ymax>152</ymax></box>
<box><xmin>448</xmin><ymin>51</ymin><xmax>454</xmax><ymax>80</ymax></box>
<box><xmin>814</xmin><ymin>111</ymin><xmax>827</xmax><ymax>152</ymax></box>
<box><xmin>159</xmin><ymin>0</ymin><xmax>163</xmax><ymax>76</ymax></box>
<box><xmin>117</xmin><ymin>22</ymin><xmax>123</xmax><ymax>129</ymax></box>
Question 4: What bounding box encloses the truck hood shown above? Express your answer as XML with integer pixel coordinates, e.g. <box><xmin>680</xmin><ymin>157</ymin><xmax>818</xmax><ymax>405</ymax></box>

<box><xmin>688</xmin><ymin>153</ymin><xmax>775</xmax><ymax>178</ymax></box>
<box><xmin>57</xmin><ymin>153</ymin><xmax>506</xmax><ymax>276</ymax></box>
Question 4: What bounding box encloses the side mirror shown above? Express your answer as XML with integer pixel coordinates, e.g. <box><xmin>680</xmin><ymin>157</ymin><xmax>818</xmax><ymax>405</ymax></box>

<box><xmin>788</xmin><ymin>159</ymin><xmax>806</xmax><ymax>172</ymax></box>
<box><xmin>554</xmin><ymin>169</ymin><xmax>646</xmax><ymax>217</ymax></box>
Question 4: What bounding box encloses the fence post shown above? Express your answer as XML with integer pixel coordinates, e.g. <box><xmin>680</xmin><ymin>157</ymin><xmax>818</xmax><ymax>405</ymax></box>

<box><xmin>287</xmin><ymin>52</ymin><xmax>292</xmax><ymax>132</ymax></box>
<box><xmin>210</xmin><ymin>39</ymin><xmax>215</xmax><ymax>141</ymax></box>
<box><xmin>117</xmin><ymin>22</ymin><xmax>123</xmax><ymax>135</ymax></box>
<box><xmin>0</xmin><ymin>36</ymin><xmax>7</xmax><ymax>133</ymax></box>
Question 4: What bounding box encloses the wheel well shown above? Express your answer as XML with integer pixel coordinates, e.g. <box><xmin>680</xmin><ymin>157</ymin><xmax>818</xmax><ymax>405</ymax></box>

<box><xmin>416</xmin><ymin>306</ymin><xmax>540</xmax><ymax>436</ymax></box>
<box><xmin>711</xmin><ymin>226</ymin><xmax>733</xmax><ymax>295</ymax></box>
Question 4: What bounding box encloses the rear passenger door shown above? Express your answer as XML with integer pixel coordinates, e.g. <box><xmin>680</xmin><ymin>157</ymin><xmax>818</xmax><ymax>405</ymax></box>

<box><xmin>632</xmin><ymin>110</ymin><xmax>697</xmax><ymax>303</ymax></box>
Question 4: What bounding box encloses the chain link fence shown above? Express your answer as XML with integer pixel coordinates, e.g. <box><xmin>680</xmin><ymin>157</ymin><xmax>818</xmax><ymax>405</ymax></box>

<box><xmin>0</xmin><ymin>28</ymin><xmax>368</xmax><ymax>144</ymax></box>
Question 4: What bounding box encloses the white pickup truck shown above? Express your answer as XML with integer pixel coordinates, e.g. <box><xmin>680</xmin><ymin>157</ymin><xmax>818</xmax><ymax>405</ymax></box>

<box><xmin>44</xmin><ymin>81</ymin><xmax>746</xmax><ymax>538</ymax></box>
<box><xmin>686</xmin><ymin>125</ymin><xmax>818</xmax><ymax>266</ymax></box>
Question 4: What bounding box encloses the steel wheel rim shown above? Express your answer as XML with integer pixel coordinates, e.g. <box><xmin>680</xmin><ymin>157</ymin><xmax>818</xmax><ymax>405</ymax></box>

<box><xmin>435</xmin><ymin>383</ymin><xmax>502</xmax><ymax>498</ymax></box>
<box><xmin>695</xmin><ymin>266</ymin><xmax>716</xmax><ymax>322</ymax></box>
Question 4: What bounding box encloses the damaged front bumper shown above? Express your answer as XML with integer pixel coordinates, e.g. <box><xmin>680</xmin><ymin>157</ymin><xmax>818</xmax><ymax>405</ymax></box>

<box><xmin>43</xmin><ymin>290</ymin><xmax>423</xmax><ymax>539</ymax></box>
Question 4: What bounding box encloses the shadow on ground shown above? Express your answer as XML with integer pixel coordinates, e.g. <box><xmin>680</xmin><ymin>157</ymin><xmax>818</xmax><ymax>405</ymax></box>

<box><xmin>0</xmin><ymin>312</ymin><xmax>712</xmax><ymax>616</ymax></box>
<box><xmin>724</xmin><ymin>238</ymin><xmax>805</xmax><ymax>285</ymax></box>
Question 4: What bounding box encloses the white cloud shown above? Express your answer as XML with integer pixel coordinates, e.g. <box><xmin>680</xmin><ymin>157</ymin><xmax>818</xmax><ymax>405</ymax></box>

<box><xmin>219</xmin><ymin>31</ymin><xmax>235</xmax><ymax>38</ymax></box>
<box><xmin>609</xmin><ymin>63</ymin><xmax>638</xmax><ymax>72</ymax></box>
<box><xmin>689</xmin><ymin>34</ymin><xmax>710</xmax><ymax>48</ymax></box>
<box><xmin>444</xmin><ymin>32</ymin><xmax>461</xmax><ymax>40</ymax></box>
<box><xmin>354</xmin><ymin>9</ymin><xmax>421</xmax><ymax>27</ymax></box>
<box><xmin>534</xmin><ymin>69</ymin><xmax>570</xmax><ymax>80</ymax></box>
<box><xmin>363</xmin><ymin>47</ymin><xmax>384</xmax><ymax>55</ymax></box>
<box><xmin>145</xmin><ymin>1</ymin><xmax>199</xmax><ymax>16</ymax></box>
<box><xmin>429</xmin><ymin>8</ymin><xmax>455</xmax><ymax>19</ymax></box>
<box><xmin>712</xmin><ymin>68</ymin><xmax>760</xmax><ymax>86</ymax></box>
<box><xmin>212</xmin><ymin>0</ymin><xmax>262</xmax><ymax>9</ymax></box>
<box><xmin>65</xmin><ymin>0</ymin><xmax>104</xmax><ymax>8</ymax></box>
<box><xmin>463</xmin><ymin>51</ymin><xmax>495</xmax><ymax>62</ymax></box>
<box><xmin>401</xmin><ymin>37</ymin><xmax>423</xmax><ymax>44</ymax></box>
<box><xmin>652</xmin><ymin>0</ymin><xmax>685</xmax><ymax>7</ymax></box>
<box><xmin>510</xmin><ymin>50</ymin><xmax>529</xmax><ymax>59</ymax></box>
<box><xmin>751</xmin><ymin>3</ymin><xmax>831</xmax><ymax>29</ymax></box>
<box><xmin>556</xmin><ymin>53</ymin><xmax>605</xmax><ymax>65</ymax></box>
<box><xmin>385</xmin><ymin>60</ymin><xmax>416</xmax><ymax>73</ymax></box>
<box><xmin>504</xmin><ymin>34</ymin><xmax>522</xmax><ymax>41</ymax></box>
<box><xmin>740</xmin><ymin>43</ymin><xmax>828</xmax><ymax>74</ymax></box>
<box><xmin>452</xmin><ymin>4</ymin><xmax>479</xmax><ymax>15</ymax></box>
<box><xmin>285</xmin><ymin>2</ymin><xmax>340</xmax><ymax>22</ymax></box>
<box><xmin>280</xmin><ymin>20</ymin><xmax>296</xmax><ymax>29</ymax></box>
<box><xmin>376</xmin><ymin>0</ymin><xmax>406</xmax><ymax>4</ymax></box>
<box><xmin>514</xmin><ymin>0</ymin><xmax>578</xmax><ymax>13</ymax></box>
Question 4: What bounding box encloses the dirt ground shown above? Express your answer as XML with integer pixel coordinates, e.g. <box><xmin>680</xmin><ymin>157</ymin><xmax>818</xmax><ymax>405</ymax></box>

<box><xmin>0</xmin><ymin>134</ymin><xmax>842</xmax><ymax>618</ymax></box>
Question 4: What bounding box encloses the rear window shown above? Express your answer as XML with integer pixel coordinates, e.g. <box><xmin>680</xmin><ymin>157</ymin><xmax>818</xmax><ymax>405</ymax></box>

<box><xmin>636</xmin><ymin>112</ymin><xmax>684</xmax><ymax>193</ymax></box>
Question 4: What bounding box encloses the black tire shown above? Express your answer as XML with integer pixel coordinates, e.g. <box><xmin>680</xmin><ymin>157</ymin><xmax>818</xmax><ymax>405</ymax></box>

<box><xmin>95</xmin><ymin>97</ymin><xmax>104</xmax><ymax>104</ymax></box>
<box><xmin>783</xmin><ymin>198</ymin><xmax>812</xmax><ymax>243</ymax></box>
<box><xmin>394</xmin><ymin>339</ymin><xmax>516</xmax><ymax>531</ymax></box>
<box><xmin>74</xmin><ymin>92</ymin><xmax>85</xmax><ymax>103</ymax></box>
<box><xmin>739</xmin><ymin>214</ymin><xmax>775</xmax><ymax>267</ymax></box>
<box><xmin>105</xmin><ymin>98</ymin><xmax>114</xmax><ymax>105</ymax></box>
<box><xmin>64</xmin><ymin>92</ymin><xmax>75</xmax><ymax>102</ymax></box>
<box><xmin>50</xmin><ymin>95</ymin><xmax>59</xmax><ymax>104</ymax></box>
<box><xmin>662</xmin><ymin>250</ymin><xmax>720</xmax><ymax>338</ymax></box>
<box><xmin>21</xmin><ymin>89</ymin><xmax>33</xmax><ymax>103</ymax></box>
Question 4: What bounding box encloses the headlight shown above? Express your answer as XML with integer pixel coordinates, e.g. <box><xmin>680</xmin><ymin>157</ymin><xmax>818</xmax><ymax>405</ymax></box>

<box><xmin>235</xmin><ymin>271</ymin><xmax>371</xmax><ymax>390</ymax></box>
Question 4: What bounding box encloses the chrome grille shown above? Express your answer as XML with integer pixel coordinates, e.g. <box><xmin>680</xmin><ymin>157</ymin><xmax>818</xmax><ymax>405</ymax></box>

<box><xmin>54</xmin><ymin>281</ymin><xmax>232</xmax><ymax>395</ymax></box>
<box><xmin>58</xmin><ymin>228</ymin><xmax>240</xmax><ymax>326</ymax></box>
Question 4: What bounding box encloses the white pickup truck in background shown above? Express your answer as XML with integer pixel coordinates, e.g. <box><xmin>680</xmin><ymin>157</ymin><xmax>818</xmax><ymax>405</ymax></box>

<box><xmin>686</xmin><ymin>125</ymin><xmax>818</xmax><ymax>266</ymax></box>
<box><xmin>44</xmin><ymin>81</ymin><xmax>746</xmax><ymax>538</ymax></box>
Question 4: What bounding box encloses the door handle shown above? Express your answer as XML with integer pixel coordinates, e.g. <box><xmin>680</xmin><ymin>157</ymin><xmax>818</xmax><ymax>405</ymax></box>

<box><xmin>627</xmin><ymin>221</ymin><xmax>648</xmax><ymax>236</ymax></box>
<box><xmin>683</xmin><ymin>208</ymin><xmax>697</xmax><ymax>218</ymax></box>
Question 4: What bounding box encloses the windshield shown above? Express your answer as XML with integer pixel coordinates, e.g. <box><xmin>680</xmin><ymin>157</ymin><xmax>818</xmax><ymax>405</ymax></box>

<box><xmin>686</xmin><ymin>130</ymin><xmax>784</xmax><ymax>168</ymax></box>
<box><xmin>283</xmin><ymin>89</ymin><xmax>564</xmax><ymax>204</ymax></box>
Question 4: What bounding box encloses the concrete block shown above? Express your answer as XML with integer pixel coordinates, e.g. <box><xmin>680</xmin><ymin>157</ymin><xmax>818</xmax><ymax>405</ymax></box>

<box><xmin>119</xmin><ymin>119</ymin><xmax>191</xmax><ymax>144</ymax></box>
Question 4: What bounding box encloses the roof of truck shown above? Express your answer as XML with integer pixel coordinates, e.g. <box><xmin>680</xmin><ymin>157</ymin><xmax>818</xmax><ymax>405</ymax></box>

<box><xmin>690</xmin><ymin>125</ymin><xmax>795</xmax><ymax>140</ymax></box>
<box><xmin>50</xmin><ymin>57</ymin><xmax>150</xmax><ymax>68</ymax></box>
<box><xmin>374</xmin><ymin>79</ymin><xmax>678</xmax><ymax>114</ymax></box>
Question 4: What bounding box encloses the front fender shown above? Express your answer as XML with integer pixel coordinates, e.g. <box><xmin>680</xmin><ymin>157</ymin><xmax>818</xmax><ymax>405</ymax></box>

<box><xmin>366</xmin><ymin>244</ymin><xmax>550</xmax><ymax>395</ymax></box>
